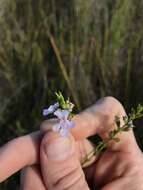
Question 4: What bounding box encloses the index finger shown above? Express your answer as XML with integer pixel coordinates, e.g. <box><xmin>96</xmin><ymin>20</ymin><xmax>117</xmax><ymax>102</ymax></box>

<box><xmin>41</xmin><ymin>97</ymin><xmax>139</xmax><ymax>152</ymax></box>
<box><xmin>0</xmin><ymin>131</ymin><xmax>42</xmax><ymax>183</ymax></box>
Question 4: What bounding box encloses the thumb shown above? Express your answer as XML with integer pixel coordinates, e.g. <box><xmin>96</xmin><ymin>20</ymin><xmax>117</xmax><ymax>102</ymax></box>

<box><xmin>40</xmin><ymin>131</ymin><xmax>90</xmax><ymax>190</ymax></box>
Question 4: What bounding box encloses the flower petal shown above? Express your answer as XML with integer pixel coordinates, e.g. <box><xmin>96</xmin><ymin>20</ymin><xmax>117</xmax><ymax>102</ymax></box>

<box><xmin>60</xmin><ymin>128</ymin><xmax>69</xmax><ymax>137</ymax></box>
<box><xmin>52</xmin><ymin>124</ymin><xmax>61</xmax><ymax>132</ymax></box>
<box><xmin>42</xmin><ymin>109</ymin><xmax>51</xmax><ymax>116</ymax></box>
<box><xmin>62</xmin><ymin>110</ymin><xmax>70</xmax><ymax>119</ymax></box>
<box><xmin>53</xmin><ymin>102</ymin><xmax>60</xmax><ymax>109</ymax></box>
<box><xmin>66</xmin><ymin>120</ymin><xmax>75</xmax><ymax>128</ymax></box>
<box><xmin>54</xmin><ymin>109</ymin><xmax>70</xmax><ymax>119</ymax></box>
<box><xmin>43</xmin><ymin>102</ymin><xmax>59</xmax><ymax>116</ymax></box>
<box><xmin>54</xmin><ymin>109</ymin><xmax>63</xmax><ymax>119</ymax></box>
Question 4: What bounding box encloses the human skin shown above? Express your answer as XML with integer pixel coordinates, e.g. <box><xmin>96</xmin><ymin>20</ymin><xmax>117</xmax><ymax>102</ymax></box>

<box><xmin>0</xmin><ymin>97</ymin><xmax>143</xmax><ymax>190</ymax></box>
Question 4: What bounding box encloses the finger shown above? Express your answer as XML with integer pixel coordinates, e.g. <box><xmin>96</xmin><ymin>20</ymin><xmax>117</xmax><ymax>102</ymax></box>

<box><xmin>0</xmin><ymin>130</ymin><xmax>95</xmax><ymax>182</ymax></box>
<box><xmin>74</xmin><ymin>97</ymin><xmax>139</xmax><ymax>152</ymax></box>
<box><xmin>0</xmin><ymin>131</ymin><xmax>42</xmax><ymax>182</ymax></box>
<box><xmin>0</xmin><ymin>97</ymin><xmax>134</xmax><ymax>182</ymax></box>
<box><xmin>40</xmin><ymin>97</ymin><xmax>126</xmax><ymax>138</ymax></box>
<box><xmin>73</xmin><ymin>97</ymin><xmax>138</xmax><ymax>152</ymax></box>
<box><xmin>40</xmin><ymin>131</ymin><xmax>90</xmax><ymax>190</ymax></box>
<box><xmin>41</xmin><ymin>120</ymin><xmax>97</xmax><ymax>167</ymax></box>
<box><xmin>101</xmin><ymin>176</ymin><xmax>143</xmax><ymax>190</ymax></box>
<box><xmin>41</xmin><ymin>97</ymin><xmax>138</xmax><ymax>152</ymax></box>
<box><xmin>73</xmin><ymin>97</ymin><xmax>127</xmax><ymax>139</ymax></box>
<box><xmin>41</xmin><ymin>120</ymin><xmax>97</xmax><ymax>166</ymax></box>
<box><xmin>20</xmin><ymin>165</ymin><xmax>46</xmax><ymax>190</ymax></box>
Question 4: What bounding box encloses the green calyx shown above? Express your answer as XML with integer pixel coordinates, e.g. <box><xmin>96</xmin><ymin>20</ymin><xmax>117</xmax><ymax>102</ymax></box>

<box><xmin>55</xmin><ymin>91</ymin><xmax>75</xmax><ymax>112</ymax></box>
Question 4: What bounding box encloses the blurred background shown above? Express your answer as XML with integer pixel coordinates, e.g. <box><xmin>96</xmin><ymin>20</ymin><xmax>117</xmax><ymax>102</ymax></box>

<box><xmin>0</xmin><ymin>0</ymin><xmax>143</xmax><ymax>189</ymax></box>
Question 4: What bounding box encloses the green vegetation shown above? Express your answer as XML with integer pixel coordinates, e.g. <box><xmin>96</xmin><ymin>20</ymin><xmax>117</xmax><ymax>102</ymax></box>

<box><xmin>0</xmin><ymin>0</ymin><xmax>143</xmax><ymax>189</ymax></box>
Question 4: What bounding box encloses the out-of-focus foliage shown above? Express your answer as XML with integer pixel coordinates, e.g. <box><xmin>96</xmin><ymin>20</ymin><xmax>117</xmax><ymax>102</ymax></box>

<box><xmin>0</xmin><ymin>0</ymin><xmax>143</xmax><ymax>189</ymax></box>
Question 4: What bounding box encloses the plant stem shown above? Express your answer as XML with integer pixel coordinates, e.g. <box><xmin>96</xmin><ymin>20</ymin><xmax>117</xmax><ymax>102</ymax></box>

<box><xmin>82</xmin><ymin>105</ymin><xmax>143</xmax><ymax>167</ymax></box>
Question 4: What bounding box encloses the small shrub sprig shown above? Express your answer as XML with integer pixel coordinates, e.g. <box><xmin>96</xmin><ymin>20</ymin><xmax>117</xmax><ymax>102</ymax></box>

<box><xmin>43</xmin><ymin>92</ymin><xmax>143</xmax><ymax>165</ymax></box>
<box><xmin>81</xmin><ymin>104</ymin><xmax>143</xmax><ymax>166</ymax></box>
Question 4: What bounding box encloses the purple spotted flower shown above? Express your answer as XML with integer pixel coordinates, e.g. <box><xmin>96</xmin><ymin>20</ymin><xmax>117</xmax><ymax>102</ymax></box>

<box><xmin>53</xmin><ymin>109</ymin><xmax>75</xmax><ymax>137</ymax></box>
<box><xmin>43</xmin><ymin>102</ymin><xmax>59</xmax><ymax>116</ymax></box>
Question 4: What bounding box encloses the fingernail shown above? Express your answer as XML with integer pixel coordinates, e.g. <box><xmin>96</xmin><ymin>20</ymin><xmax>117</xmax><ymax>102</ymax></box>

<box><xmin>44</xmin><ymin>137</ymin><xmax>74</xmax><ymax>161</ymax></box>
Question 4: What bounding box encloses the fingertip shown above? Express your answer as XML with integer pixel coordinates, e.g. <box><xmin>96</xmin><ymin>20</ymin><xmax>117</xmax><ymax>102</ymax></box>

<box><xmin>40</xmin><ymin>131</ymin><xmax>75</xmax><ymax>162</ymax></box>
<box><xmin>40</xmin><ymin>119</ymin><xmax>59</xmax><ymax>133</ymax></box>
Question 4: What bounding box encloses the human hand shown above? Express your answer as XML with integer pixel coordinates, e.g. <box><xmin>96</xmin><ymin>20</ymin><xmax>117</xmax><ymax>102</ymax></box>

<box><xmin>0</xmin><ymin>97</ymin><xmax>143</xmax><ymax>190</ymax></box>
